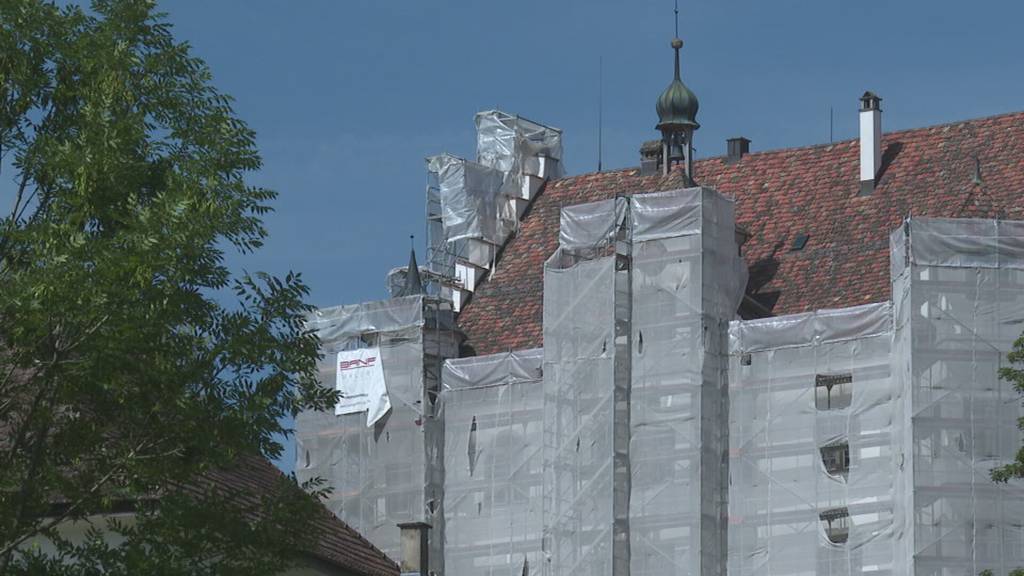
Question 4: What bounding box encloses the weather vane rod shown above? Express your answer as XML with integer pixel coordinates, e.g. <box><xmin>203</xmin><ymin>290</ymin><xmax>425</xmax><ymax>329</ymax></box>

<box><xmin>674</xmin><ymin>0</ymin><xmax>679</xmax><ymax>38</ymax></box>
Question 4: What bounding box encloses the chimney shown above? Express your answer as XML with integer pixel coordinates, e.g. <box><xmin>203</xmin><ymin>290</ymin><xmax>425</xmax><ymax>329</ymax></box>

<box><xmin>859</xmin><ymin>91</ymin><xmax>882</xmax><ymax>195</ymax></box>
<box><xmin>726</xmin><ymin>137</ymin><xmax>751</xmax><ymax>163</ymax></box>
<box><xmin>397</xmin><ymin>522</ymin><xmax>431</xmax><ymax>576</ymax></box>
<box><xmin>639</xmin><ymin>140</ymin><xmax>662</xmax><ymax>176</ymax></box>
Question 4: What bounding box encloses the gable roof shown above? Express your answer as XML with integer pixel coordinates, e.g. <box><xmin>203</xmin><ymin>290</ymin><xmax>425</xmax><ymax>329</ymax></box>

<box><xmin>457</xmin><ymin>110</ymin><xmax>1024</xmax><ymax>356</ymax></box>
<box><xmin>206</xmin><ymin>456</ymin><xmax>400</xmax><ymax>576</ymax></box>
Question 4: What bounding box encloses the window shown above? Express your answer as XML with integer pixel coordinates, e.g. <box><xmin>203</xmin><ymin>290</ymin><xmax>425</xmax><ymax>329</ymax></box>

<box><xmin>815</xmin><ymin>373</ymin><xmax>852</xmax><ymax>410</ymax></box>
<box><xmin>820</xmin><ymin>507</ymin><xmax>850</xmax><ymax>544</ymax></box>
<box><xmin>820</xmin><ymin>442</ymin><xmax>850</xmax><ymax>478</ymax></box>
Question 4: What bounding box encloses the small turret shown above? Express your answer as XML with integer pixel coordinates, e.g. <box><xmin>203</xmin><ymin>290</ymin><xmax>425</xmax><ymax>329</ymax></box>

<box><xmin>656</xmin><ymin>37</ymin><xmax>700</xmax><ymax>181</ymax></box>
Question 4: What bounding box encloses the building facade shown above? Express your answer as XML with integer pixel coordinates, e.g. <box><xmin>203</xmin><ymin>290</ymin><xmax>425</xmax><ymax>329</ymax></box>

<box><xmin>296</xmin><ymin>36</ymin><xmax>1024</xmax><ymax>576</ymax></box>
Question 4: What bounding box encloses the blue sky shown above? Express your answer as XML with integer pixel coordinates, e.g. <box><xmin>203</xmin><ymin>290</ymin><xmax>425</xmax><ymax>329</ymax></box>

<box><xmin>161</xmin><ymin>0</ymin><xmax>1023</xmax><ymax>472</ymax></box>
<box><xmin>164</xmin><ymin>0</ymin><xmax>1024</xmax><ymax>311</ymax></box>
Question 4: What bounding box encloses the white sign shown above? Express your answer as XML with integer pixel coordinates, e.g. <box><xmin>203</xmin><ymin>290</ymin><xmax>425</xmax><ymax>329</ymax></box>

<box><xmin>335</xmin><ymin>347</ymin><xmax>391</xmax><ymax>427</ymax></box>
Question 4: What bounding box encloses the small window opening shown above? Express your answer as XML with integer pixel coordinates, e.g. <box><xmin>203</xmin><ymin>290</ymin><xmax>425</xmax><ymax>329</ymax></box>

<box><xmin>815</xmin><ymin>373</ymin><xmax>853</xmax><ymax>410</ymax></box>
<box><xmin>791</xmin><ymin>233</ymin><xmax>810</xmax><ymax>251</ymax></box>
<box><xmin>820</xmin><ymin>442</ymin><xmax>850</xmax><ymax>478</ymax></box>
<box><xmin>820</xmin><ymin>507</ymin><xmax>850</xmax><ymax>544</ymax></box>
<box><xmin>740</xmin><ymin>353</ymin><xmax>752</xmax><ymax>366</ymax></box>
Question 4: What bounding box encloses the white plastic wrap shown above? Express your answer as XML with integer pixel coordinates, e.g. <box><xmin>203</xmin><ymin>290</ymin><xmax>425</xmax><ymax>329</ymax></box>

<box><xmin>892</xmin><ymin>218</ymin><xmax>1024</xmax><ymax>575</ymax></box>
<box><xmin>427</xmin><ymin>153</ymin><xmax>514</xmax><ymax>245</ymax></box>
<box><xmin>629</xmin><ymin>187</ymin><xmax>743</xmax><ymax>576</ymax></box>
<box><xmin>295</xmin><ymin>296</ymin><xmax>458</xmax><ymax>574</ymax></box>
<box><xmin>475</xmin><ymin>110</ymin><xmax>564</xmax><ymax>180</ymax></box>
<box><xmin>543</xmin><ymin>187</ymin><xmax>746</xmax><ymax>576</ymax></box>
<box><xmin>728</xmin><ymin>303</ymin><xmax>899</xmax><ymax>576</ymax></box>
<box><xmin>542</xmin><ymin>251</ymin><xmax>622</xmax><ymax>576</ymax></box>
<box><xmin>441</xmin><ymin>349</ymin><xmax>545</xmax><ymax>576</ymax></box>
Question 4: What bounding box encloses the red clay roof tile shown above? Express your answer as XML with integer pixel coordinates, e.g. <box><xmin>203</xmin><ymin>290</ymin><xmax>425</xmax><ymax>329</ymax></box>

<box><xmin>458</xmin><ymin>111</ymin><xmax>1024</xmax><ymax>355</ymax></box>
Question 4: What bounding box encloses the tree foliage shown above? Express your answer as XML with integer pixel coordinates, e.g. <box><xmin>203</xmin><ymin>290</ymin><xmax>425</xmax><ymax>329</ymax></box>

<box><xmin>993</xmin><ymin>333</ymin><xmax>1024</xmax><ymax>484</ymax></box>
<box><xmin>0</xmin><ymin>0</ymin><xmax>335</xmax><ymax>572</ymax></box>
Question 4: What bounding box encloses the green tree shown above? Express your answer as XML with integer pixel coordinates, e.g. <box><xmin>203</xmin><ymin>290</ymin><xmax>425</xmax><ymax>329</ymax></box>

<box><xmin>993</xmin><ymin>334</ymin><xmax>1024</xmax><ymax>484</ymax></box>
<box><xmin>0</xmin><ymin>0</ymin><xmax>336</xmax><ymax>573</ymax></box>
<box><xmin>981</xmin><ymin>336</ymin><xmax>1024</xmax><ymax>576</ymax></box>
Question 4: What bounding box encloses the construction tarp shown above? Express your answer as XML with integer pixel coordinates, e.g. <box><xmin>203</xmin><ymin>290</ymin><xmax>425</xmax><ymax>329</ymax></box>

<box><xmin>295</xmin><ymin>295</ymin><xmax>458</xmax><ymax>574</ymax></box>
<box><xmin>892</xmin><ymin>217</ymin><xmax>1024</xmax><ymax>575</ymax></box>
<box><xmin>441</xmin><ymin>349</ymin><xmax>545</xmax><ymax>576</ymax></box>
<box><xmin>728</xmin><ymin>302</ymin><xmax>899</xmax><ymax>576</ymax></box>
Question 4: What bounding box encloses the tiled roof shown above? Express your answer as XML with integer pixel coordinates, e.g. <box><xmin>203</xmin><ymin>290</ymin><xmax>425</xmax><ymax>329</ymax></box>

<box><xmin>458</xmin><ymin>111</ymin><xmax>1024</xmax><ymax>356</ymax></box>
<box><xmin>203</xmin><ymin>456</ymin><xmax>399</xmax><ymax>576</ymax></box>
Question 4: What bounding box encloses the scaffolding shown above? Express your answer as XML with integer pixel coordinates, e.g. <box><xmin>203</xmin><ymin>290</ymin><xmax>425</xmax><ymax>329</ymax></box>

<box><xmin>441</xmin><ymin>349</ymin><xmax>545</xmax><ymax>576</ymax></box>
<box><xmin>728</xmin><ymin>302</ymin><xmax>900</xmax><ymax>576</ymax></box>
<box><xmin>425</xmin><ymin>112</ymin><xmax>563</xmax><ymax>308</ymax></box>
<box><xmin>892</xmin><ymin>218</ymin><xmax>1024</xmax><ymax>575</ymax></box>
<box><xmin>294</xmin><ymin>295</ymin><xmax>459</xmax><ymax>574</ymax></box>
<box><xmin>541</xmin><ymin>187</ymin><xmax>745</xmax><ymax>576</ymax></box>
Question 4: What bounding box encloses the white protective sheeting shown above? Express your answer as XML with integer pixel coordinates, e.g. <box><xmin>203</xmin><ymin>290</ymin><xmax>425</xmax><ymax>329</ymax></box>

<box><xmin>542</xmin><ymin>250</ymin><xmax>624</xmax><ymax>576</ymax></box>
<box><xmin>542</xmin><ymin>186</ymin><xmax>746</xmax><ymax>576</ymax></box>
<box><xmin>891</xmin><ymin>218</ymin><xmax>1024</xmax><ymax>575</ymax></box>
<box><xmin>442</xmin><ymin>349</ymin><xmax>545</xmax><ymax>576</ymax></box>
<box><xmin>295</xmin><ymin>295</ymin><xmax>458</xmax><ymax>574</ymax></box>
<box><xmin>427</xmin><ymin>153</ymin><xmax>513</xmax><ymax>245</ymax></box>
<box><xmin>896</xmin><ymin>217</ymin><xmax>1024</xmax><ymax>271</ymax></box>
<box><xmin>629</xmin><ymin>187</ymin><xmax>743</xmax><ymax>576</ymax></box>
<box><xmin>475</xmin><ymin>110</ymin><xmax>564</xmax><ymax>185</ymax></box>
<box><xmin>728</xmin><ymin>302</ymin><xmax>900</xmax><ymax>576</ymax></box>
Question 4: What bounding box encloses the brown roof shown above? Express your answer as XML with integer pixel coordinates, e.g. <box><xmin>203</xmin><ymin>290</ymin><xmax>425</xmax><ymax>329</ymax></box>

<box><xmin>203</xmin><ymin>456</ymin><xmax>399</xmax><ymax>576</ymax></box>
<box><xmin>458</xmin><ymin>110</ymin><xmax>1024</xmax><ymax>355</ymax></box>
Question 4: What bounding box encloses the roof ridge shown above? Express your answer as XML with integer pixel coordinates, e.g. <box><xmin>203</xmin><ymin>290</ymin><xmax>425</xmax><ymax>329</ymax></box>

<box><xmin>542</xmin><ymin>108</ymin><xmax>1024</xmax><ymax>182</ymax></box>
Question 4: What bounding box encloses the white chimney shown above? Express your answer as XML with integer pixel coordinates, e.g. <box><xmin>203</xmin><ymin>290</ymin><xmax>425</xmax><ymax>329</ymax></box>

<box><xmin>859</xmin><ymin>91</ymin><xmax>882</xmax><ymax>195</ymax></box>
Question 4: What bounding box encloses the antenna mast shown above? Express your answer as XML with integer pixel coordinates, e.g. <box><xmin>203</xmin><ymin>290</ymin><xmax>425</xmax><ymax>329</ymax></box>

<box><xmin>598</xmin><ymin>56</ymin><xmax>603</xmax><ymax>172</ymax></box>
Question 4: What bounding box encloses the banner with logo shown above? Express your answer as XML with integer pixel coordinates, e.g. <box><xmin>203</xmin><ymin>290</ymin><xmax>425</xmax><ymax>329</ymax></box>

<box><xmin>335</xmin><ymin>347</ymin><xmax>391</xmax><ymax>426</ymax></box>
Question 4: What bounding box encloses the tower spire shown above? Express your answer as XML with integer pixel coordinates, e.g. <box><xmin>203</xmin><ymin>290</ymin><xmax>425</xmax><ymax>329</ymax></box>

<box><xmin>398</xmin><ymin>235</ymin><xmax>425</xmax><ymax>297</ymax></box>
<box><xmin>655</xmin><ymin>6</ymin><xmax>699</xmax><ymax>182</ymax></box>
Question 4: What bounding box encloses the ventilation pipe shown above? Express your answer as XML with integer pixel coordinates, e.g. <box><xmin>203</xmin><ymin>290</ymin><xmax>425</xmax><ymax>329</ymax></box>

<box><xmin>859</xmin><ymin>92</ymin><xmax>882</xmax><ymax>195</ymax></box>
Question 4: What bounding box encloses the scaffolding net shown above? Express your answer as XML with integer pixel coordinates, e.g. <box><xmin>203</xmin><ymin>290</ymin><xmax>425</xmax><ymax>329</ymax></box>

<box><xmin>892</xmin><ymin>218</ymin><xmax>1024</xmax><ymax>575</ymax></box>
<box><xmin>542</xmin><ymin>243</ymin><xmax>624</xmax><ymax>576</ymax></box>
<box><xmin>628</xmin><ymin>188</ymin><xmax>744</xmax><ymax>576</ymax></box>
<box><xmin>475</xmin><ymin>110</ymin><xmax>564</xmax><ymax>191</ymax></box>
<box><xmin>441</xmin><ymin>349</ymin><xmax>545</xmax><ymax>576</ymax></box>
<box><xmin>294</xmin><ymin>295</ymin><xmax>458</xmax><ymax>573</ymax></box>
<box><xmin>427</xmin><ymin>153</ymin><xmax>513</xmax><ymax>247</ymax></box>
<box><xmin>542</xmin><ymin>187</ymin><xmax>745</xmax><ymax>576</ymax></box>
<box><xmin>426</xmin><ymin>112</ymin><xmax>563</xmax><ymax>282</ymax></box>
<box><xmin>728</xmin><ymin>302</ymin><xmax>900</xmax><ymax>576</ymax></box>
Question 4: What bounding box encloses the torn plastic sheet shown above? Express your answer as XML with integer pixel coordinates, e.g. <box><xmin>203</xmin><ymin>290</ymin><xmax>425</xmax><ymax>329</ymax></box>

<box><xmin>441</xmin><ymin>349</ymin><xmax>544</xmax><ymax>576</ymax></box>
